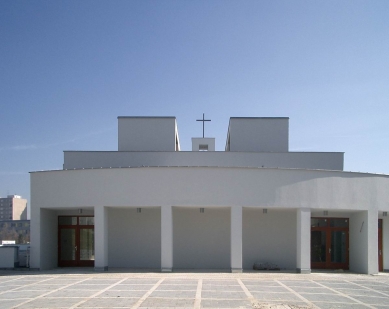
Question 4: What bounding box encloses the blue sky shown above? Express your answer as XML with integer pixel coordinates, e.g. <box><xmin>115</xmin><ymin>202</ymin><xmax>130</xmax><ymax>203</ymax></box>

<box><xmin>1</xmin><ymin>0</ymin><xmax>389</xmax><ymax>208</ymax></box>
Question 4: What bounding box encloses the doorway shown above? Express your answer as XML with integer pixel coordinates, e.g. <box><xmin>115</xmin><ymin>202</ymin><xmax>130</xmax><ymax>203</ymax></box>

<box><xmin>379</xmin><ymin>219</ymin><xmax>383</xmax><ymax>272</ymax></box>
<box><xmin>311</xmin><ymin>218</ymin><xmax>349</xmax><ymax>270</ymax></box>
<box><xmin>58</xmin><ymin>216</ymin><xmax>94</xmax><ymax>267</ymax></box>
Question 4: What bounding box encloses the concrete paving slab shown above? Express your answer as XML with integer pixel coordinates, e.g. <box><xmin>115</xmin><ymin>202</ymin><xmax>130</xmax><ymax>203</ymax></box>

<box><xmin>0</xmin><ymin>270</ymin><xmax>388</xmax><ymax>309</ymax></box>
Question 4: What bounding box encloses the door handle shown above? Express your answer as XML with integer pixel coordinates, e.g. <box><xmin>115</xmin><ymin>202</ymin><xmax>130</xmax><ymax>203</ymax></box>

<box><xmin>75</xmin><ymin>246</ymin><xmax>77</xmax><ymax>251</ymax></box>
<box><xmin>329</xmin><ymin>248</ymin><xmax>331</xmax><ymax>253</ymax></box>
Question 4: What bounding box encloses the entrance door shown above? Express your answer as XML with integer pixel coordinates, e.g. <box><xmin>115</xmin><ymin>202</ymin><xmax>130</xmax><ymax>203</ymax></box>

<box><xmin>58</xmin><ymin>216</ymin><xmax>94</xmax><ymax>267</ymax></box>
<box><xmin>311</xmin><ymin>218</ymin><xmax>349</xmax><ymax>270</ymax></box>
<box><xmin>379</xmin><ymin>219</ymin><xmax>383</xmax><ymax>272</ymax></box>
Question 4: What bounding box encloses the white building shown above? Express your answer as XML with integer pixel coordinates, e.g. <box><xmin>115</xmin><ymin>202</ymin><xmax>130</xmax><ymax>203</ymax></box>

<box><xmin>30</xmin><ymin>116</ymin><xmax>389</xmax><ymax>274</ymax></box>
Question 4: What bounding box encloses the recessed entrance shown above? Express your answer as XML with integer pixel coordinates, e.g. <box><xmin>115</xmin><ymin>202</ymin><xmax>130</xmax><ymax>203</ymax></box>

<box><xmin>311</xmin><ymin>217</ymin><xmax>349</xmax><ymax>270</ymax></box>
<box><xmin>58</xmin><ymin>216</ymin><xmax>94</xmax><ymax>267</ymax></box>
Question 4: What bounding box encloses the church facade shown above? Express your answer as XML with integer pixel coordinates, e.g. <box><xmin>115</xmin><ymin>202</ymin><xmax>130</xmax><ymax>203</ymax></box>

<box><xmin>30</xmin><ymin>116</ymin><xmax>389</xmax><ymax>273</ymax></box>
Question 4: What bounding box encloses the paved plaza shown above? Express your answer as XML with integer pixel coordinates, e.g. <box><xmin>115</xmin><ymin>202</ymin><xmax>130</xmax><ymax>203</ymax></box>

<box><xmin>0</xmin><ymin>270</ymin><xmax>388</xmax><ymax>309</ymax></box>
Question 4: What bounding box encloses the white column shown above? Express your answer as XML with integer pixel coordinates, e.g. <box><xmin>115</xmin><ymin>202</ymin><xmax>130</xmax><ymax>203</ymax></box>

<box><xmin>161</xmin><ymin>205</ymin><xmax>173</xmax><ymax>272</ymax></box>
<box><xmin>94</xmin><ymin>206</ymin><xmax>108</xmax><ymax>271</ymax></box>
<box><xmin>231</xmin><ymin>206</ymin><xmax>242</xmax><ymax>272</ymax></box>
<box><xmin>296</xmin><ymin>208</ymin><xmax>311</xmax><ymax>273</ymax></box>
<box><xmin>367</xmin><ymin>210</ymin><xmax>378</xmax><ymax>274</ymax></box>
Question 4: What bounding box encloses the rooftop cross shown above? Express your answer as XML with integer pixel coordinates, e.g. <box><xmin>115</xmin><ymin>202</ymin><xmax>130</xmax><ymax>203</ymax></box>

<box><xmin>196</xmin><ymin>113</ymin><xmax>211</xmax><ymax>138</ymax></box>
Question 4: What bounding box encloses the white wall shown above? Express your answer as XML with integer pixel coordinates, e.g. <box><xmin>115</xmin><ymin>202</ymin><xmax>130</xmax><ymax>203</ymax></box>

<box><xmin>243</xmin><ymin>208</ymin><xmax>297</xmax><ymax>270</ymax></box>
<box><xmin>191</xmin><ymin>138</ymin><xmax>215</xmax><ymax>151</ymax></box>
<box><xmin>118</xmin><ymin>117</ymin><xmax>177</xmax><ymax>151</ymax></box>
<box><xmin>173</xmin><ymin>207</ymin><xmax>230</xmax><ymax>269</ymax></box>
<box><xmin>227</xmin><ymin>118</ymin><xmax>289</xmax><ymax>152</ymax></box>
<box><xmin>30</xmin><ymin>168</ymin><xmax>389</xmax><ymax>211</ymax></box>
<box><xmin>64</xmin><ymin>151</ymin><xmax>344</xmax><ymax>171</ymax></box>
<box><xmin>0</xmin><ymin>247</ymin><xmax>18</xmax><ymax>268</ymax></box>
<box><xmin>108</xmin><ymin>207</ymin><xmax>161</xmax><ymax>268</ymax></box>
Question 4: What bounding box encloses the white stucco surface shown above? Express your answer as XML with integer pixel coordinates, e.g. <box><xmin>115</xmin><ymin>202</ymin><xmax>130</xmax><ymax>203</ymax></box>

<box><xmin>173</xmin><ymin>207</ymin><xmax>230</xmax><ymax>269</ymax></box>
<box><xmin>108</xmin><ymin>207</ymin><xmax>161</xmax><ymax>268</ymax></box>
<box><xmin>243</xmin><ymin>208</ymin><xmax>297</xmax><ymax>270</ymax></box>
<box><xmin>227</xmin><ymin>118</ymin><xmax>289</xmax><ymax>152</ymax></box>
<box><xmin>63</xmin><ymin>151</ymin><xmax>344</xmax><ymax>171</ymax></box>
<box><xmin>118</xmin><ymin>117</ymin><xmax>178</xmax><ymax>151</ymax></box>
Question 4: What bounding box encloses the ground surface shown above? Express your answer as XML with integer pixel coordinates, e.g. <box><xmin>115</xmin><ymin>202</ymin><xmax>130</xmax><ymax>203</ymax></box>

<box><xmin>0</xmin><ymin>270</ymin><xmax>388</xmax><ymax>309</ymax></box>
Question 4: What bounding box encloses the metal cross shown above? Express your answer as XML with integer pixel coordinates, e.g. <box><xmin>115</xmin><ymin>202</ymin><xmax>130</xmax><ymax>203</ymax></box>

<box><xmin>196</xmin><ymin>113</ymin><xmax>211</xmax><ymax>138</ymax></box>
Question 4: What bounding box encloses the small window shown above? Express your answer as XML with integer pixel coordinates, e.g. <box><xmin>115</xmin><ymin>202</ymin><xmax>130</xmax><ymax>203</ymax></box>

<box><xmin>79</xmin><ymin>217</ymin><xmax>94</xmax><ymax>226</ymax></box>
<box><xmin>58</xmin><ymin>217</ymin><xmax>77</xmax><ymax>225</ymax></box>
<box><xmin>311</xmin><ymin>218</ymin><xmax>327</xmax><ymax>227</ymax></box>
<box><xmin>199</xmin><ymin>144</ymin><xmax>208</xmax><ymax>151</ymax></box>
<box><xmin>330</xmin><ymin>218</ymin><xmax>348</xmax><ymax>227</ymax></box>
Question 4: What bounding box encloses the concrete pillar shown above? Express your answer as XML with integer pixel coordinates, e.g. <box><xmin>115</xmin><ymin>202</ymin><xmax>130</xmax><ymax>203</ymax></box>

<box><xmin>350</xmin><ymin>210</ymin><xmax>378</xmax><ymax>274</ymax></box>
<box><xmin>94</xmin><ymin>206</ymin><xmax>108</xmax><ymax>271</ymax></box>
<box><xmin>367</xmin><ymin>210</ymin><xmax>379</xmax><ymax>274</ymax></box>
<box><xmin>231</xmin><ymin>206</ymin><xmax>242</xmax><ymax>272</ymax></box>
<box><xmin>161</xmin><ymin>205</ymin><xmax>173</xmax><ymax>272</ymax></box>
<box><xmin>296</xmin><ymin>208</ymin><xmax>311</xmax><ymax>274</ymax></box>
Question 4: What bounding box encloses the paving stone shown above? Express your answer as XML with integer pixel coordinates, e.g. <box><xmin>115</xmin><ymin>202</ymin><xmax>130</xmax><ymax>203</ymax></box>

<box><xmin>0</xmin><ymin>299</ymin><xmax>28</xmax><ymax>309</ymax></box>
<box><xmin>288</xmin><ymin>287</ymin><xmax>333</xmax><ymax>293</ymax></box>
<box><xmin>22</xmin><ymin>284</ymin><xmax>66</xmax><ymax>290</ymax></box>
<box><xmin>201</xmin><ymin>299</ymin><xmax>252</xmax><ymax>308</ymax></box>
<box><xmin>350</xmin><ymin>295</ymin><xmax>389</xmax><ymax>305</ymax></box>
<box><xmin>79</xmin><ymin>297</ymin><xmax>138</xmax><ymax>307</ymax></box>
<box><xmin>202</xmin><ymin>284</ymin><xmax>243</xmax><ymax>291</ymax></box>
<box><xmin>155</xmin><ymin>284</ymin><xmax>197</xmax><ymax>290</ymax></box>
<box><xmin>62</xmin><ymin>284</ymin><xmax>113</xmax><ymax>290</ymax></box>
<box><xmin>313</xmin><ymin>302</ymin><xmax>370</xmax><ymax>309</ymax></box>
<box><xmin>252</xmin><ymin>301</ymin><xmax>312</xmax><ymax>308</ymax></box>
<box><xmin>16</xmin><ymin>297</ymin><xmax>85</xmax><ymax>308</ymax></box>
<box><xmin>98</xmin><ymin>290</ymin><xmax>146</xmax><ymax>297</ymax></box>
<box><xmin>150</xmin><ymin>290</ymin><xmax>197</xmax><ymax>298</ymax></box>
<box><xmin>246</xmin><ymin>286</ymin><xmax>290</xmax><ymax>292</ymax></box>
<box><xmin>109</xmin><ymin>284</ymin><xmax>155</xmax><ymax>290</ymax></box>
<box><xmin>121</xmin><ymin>278</ymin><xmax>161</xmax><ymax>284</ymax></box>
<box><xmin>251</xmin><ymin>292</ymin><xmax>302</xmax><ymax>302</ymax></box>
<box><xmin>335</xmin><ymin>287</ymin><xmax>387</xmax><ymax>297</ymax></box>
<box><xmin>161</xmin><ymin>279</ymin><xmax>198</xmax><ymax>285</ymax></box>
<box><xmin>140</xmin><ymin>297</ymin><xmax>195</xmax><ymax>307</ymax></box>
<box><xmin>300</xmin><ymin>293</ymin><xmax>357</xmax><ymax>303</ymax></box>
<box><xmin>0</xmin><ymin>290</ymin><xmax>46</xmax><ymax>299</ymax></box>
<box><xmin>44</xmin><ymin>289</ymin><xmax>98</xmax><ymax>297</ymax></box>
<box><xmin>202</xmin><ymin>291</ymin><xmax>247</xmax><ymax>299</ymax></box>
<box><xmin>241</xmin><ymin>280</ymin><xmax>281</xmax><ymax>286</ymax></box>
<box><xmin>280</xmin><ymin>281</ymin><xmax>320</xmax><ymax>287</ymax></box>
<box><xmin>202</xmin><ymin>279</ymin><xmax>239</xmax><ymax>285</ymax></box>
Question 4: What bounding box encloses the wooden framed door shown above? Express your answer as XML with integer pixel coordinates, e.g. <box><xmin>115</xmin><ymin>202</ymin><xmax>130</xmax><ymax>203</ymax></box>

<box><xmin>379</xmin><ymin>219</ymin><xmax>383</xmax><ymax>272</ymax></box>
<box><xmin>311</xmin><ymin>218</ymin><xmax>349</xmax><ymax>270</ymax></box>
<box><xmin>58</xmin><ymin>216</ymin><xmax>94</xmax><ymax>267</ymax></box>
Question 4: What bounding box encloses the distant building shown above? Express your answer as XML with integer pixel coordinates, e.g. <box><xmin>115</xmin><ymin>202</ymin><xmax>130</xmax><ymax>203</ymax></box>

<box><xmin>0</xmin><ymin>195</ymin><xmax>27</xmax><ymax>220</ymax></box>
<box><xmin>30</xmin><ymin>116</ymin><xmax>389</xmax><ymax>274</ymax></box>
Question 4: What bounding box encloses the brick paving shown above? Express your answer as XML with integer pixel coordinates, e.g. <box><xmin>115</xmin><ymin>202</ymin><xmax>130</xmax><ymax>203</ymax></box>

<box><xmin>0</xmin><ymin>270</ymin><xmax>388</xmax><ymax>309</ymax></box>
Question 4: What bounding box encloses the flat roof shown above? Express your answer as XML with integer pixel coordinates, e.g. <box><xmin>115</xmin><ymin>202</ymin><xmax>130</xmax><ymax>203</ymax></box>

<box><xmin>230</xmin><ymin>117</ymin><xmax>289</xmax><ymax>120</ymax></box>
<box><xmin>117</xmin><ymin>116</ymin><xmax>176</xmax><ymax>119</ymax></box>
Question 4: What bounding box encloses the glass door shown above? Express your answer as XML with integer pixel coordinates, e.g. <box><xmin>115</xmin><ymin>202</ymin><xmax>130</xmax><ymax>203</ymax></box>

<box><xmin>379</xmin><ymin>219</ymin><xmax>383</xmax><ymax>272</ymax></box>
<box><xmin>311</xmin><ymin>218</ymin><xmax>349</xmax><ymax>270</ymax></box>
<box><xmin>59</xmin><ymin>227</ymin><xmax>77</xmax><ymax>267</ymax></box>
<box><xmin>58</xmin><ymin>216</ymin><xmax>94</xmax><ymax>267</ymax></box>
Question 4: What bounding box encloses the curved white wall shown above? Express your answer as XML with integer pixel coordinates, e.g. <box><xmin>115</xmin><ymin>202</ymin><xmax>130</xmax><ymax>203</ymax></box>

<box><xmin>31</xmin><ymin>167</ymin><xmax>389</xmax><ymax>211</ymax></box>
